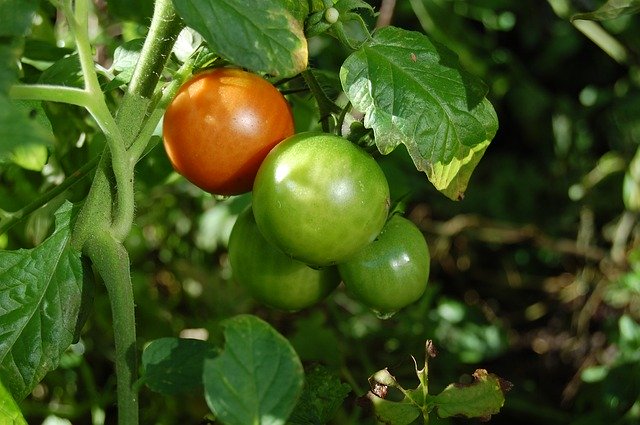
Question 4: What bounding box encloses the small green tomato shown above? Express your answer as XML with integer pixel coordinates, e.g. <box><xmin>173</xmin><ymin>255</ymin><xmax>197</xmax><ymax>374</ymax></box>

<box><xmin>338</xmin><ymin>215</ymin><xmax>430</xmax><ymax>316</ymax></box>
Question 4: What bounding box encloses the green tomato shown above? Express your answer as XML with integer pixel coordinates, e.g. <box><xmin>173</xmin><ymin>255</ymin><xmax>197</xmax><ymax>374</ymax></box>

<box><xmin>252</xmin><ymin>132</ymin><xmax>390</xmax><ymax>267</ymax></box>
<box><xmin>228</xmin><ymin>206</ymin><xmax>340</xmax><ymax>311</ymax></box>
<box><xmin>338</xmin><ymin>215</ymin><xmax>430</xmax><ymax>316</ymax></box>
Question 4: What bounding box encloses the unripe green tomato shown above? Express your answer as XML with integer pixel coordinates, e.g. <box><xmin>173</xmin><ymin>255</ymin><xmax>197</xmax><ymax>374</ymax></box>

<box><xmin>338</xmin><ymin>215</ymin><xmax>430</xmax><ymax>316</ymax></box>
<box><xmin>324</xmin><ymin>7</ymin><xmax>339</xmax><ymax>24</ymax></box>
<box><xmin>228</xmin><ymin>207</ymin><xmax>340</xmax><ymax>311</ymax></box>
<box><xmin>252</xmin><ymin>132</ymin><xmax>390</xmax><ymax>267</ymax></box>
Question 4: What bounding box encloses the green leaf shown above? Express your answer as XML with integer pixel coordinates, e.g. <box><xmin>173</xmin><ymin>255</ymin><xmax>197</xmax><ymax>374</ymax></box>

<box><xmin>0</xmin><ymin>39</ymin><xmax>63</xmax><ymax>165</ymax></box>
<box><xmin>172</xmin><ymin>0</ymin><xmax>308</xmax><ymax>77</ymax></box>
<box><xmin>103</xmin><ymin>39</ymin><xmax>144</xmax><ymax>91</ymax></box>
<box><xmin>340</xmin><ymin>26</ymin><xmax>498</xmax><ymax>200</ymax></box>
<box><xmin>1</xmin><ymin>37</ymin><xmax>22</xmax><ymax>94</ymax></box>
<box><xmin>281</xmin><ymin>0</ymin><xmax>310</xmax><ymax>24</ymax></box>
<box><xmin>287</xmin><ymin>364</ymin><xmax>351</xmax><ymax>425</ymax></box>
<box><xmin>0</xmin><ymin>202</ymin><xmax>87</xmax><ymax>400</ymax></box>
<box><xmin>366</xmin><ymin>393</ymin><xmax>421</xmax><ymax>425</ymax></box>
<box><xmin>364</xmin><ymin>367</ymin><xmax>424</xmax><ymax>424</ymax></box>
<box><xmin>4</xmin><ymin>100</ymin><xmax>52</xmax><ymax>171</ymax></box>
<box><xmin>623</xmin><ymin>147</ymin><xmax>640</xmax><ymax>212</ymax></box>
<box><xmin>571</xmin><ymin>0</ymin><xmax>640</xmax><ymax>21</ymax></box>
<box><xmin>22</xmin><ymin>39</ymin><xmax>74</xmax><ymax>65</ymax></box>
<box><xmin>364</xmin><ymin>341</ymin><xmax>510</xmax><ymax>422</ymax></box>
<box><xmin>0</xmin><ymin>379</ymin><xmax>27</xmax><ymax>425</ymax></box>
<box><xmin>38</xmin><ymin>54</ymin><xmax>83</xmax><ymax>88</ymax></box>
<box><xmin>0</xmin><ymin>97</ymin><xmax>54</xmax><ymax>170</ymax></box>
<box><xmin>141</xmin><ymin>337</ymin><xmax>218</xmax><ymax>395</ymax></box>
<box><xmin>203</xmin><ymin>314</ymin><xmax>304</xmax><ymax>425</ymax></box>
<box><xmin>8</xmin><ymin>143</ymin><xmax>48</xmax><ymax>171</ymax></box>
<box><xmin>618</xmin><ymin>315</ymin><xmax>640</xmax><ymax>353</ymax></box>
<box><xmin>429</xmin><ymin>369</ymin><xmax>510</xmax><ymax>420</ymax></box>
<box><xmin>289</xmin><ymin>312</ymin><xmax>343</xmax><ymax>367</ymax></box>
<box><xmin>0</xmin><ymin>0</ymin><xmax>38</xmax><ymax>38</ymax></box>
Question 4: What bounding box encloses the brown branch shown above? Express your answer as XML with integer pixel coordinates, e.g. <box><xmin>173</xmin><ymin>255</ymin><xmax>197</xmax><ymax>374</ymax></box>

<box><xmin>418</xmin><ymin>214</ymin><xmax>608</xmax><ymax>262</ymax></box>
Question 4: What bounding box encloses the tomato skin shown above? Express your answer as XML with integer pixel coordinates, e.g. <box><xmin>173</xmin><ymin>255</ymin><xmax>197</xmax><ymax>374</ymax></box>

<box><xmin>228</xmin><ymin>207</ymin><xmax>340</xmax><ymax>311</ymax></box>
<box><xmin>162</xmin><ymin>68</ymin><xmax>294</xmax><ymax>196</ymax></box>
<box><xmin>338</xmin><ymin>215</ymin><xmax>430</xmax><ymax>315</ymax></box>
<box><xmin>252</xmin><ymin>132</ymin><xmax>390</xmax><ymax>267</ymax></box>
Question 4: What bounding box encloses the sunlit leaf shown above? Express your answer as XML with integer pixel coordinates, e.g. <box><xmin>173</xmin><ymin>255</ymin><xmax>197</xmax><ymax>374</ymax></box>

<box><xmin>366</xmin><ymin>392</ymin><xmax>421</xmax><ymax>425</ymax></box>
<box><xmin>0</xmin><ymin>202</ymin><xmax>89</xmax><ymax>400</ymax></box>
<box><xmin>365</xmin><ymin>342</ymin><xmax>510</xmax><ymax>422</ymax></box>
<box><xmin>172</xmin><ymin>0</ymin><xmax>308</xmax><ymax>77</ymax></box>
<box><xmin>203</xmin><ymin>315</ymin><xmax>304</xmax><ymax>425</ymax></box>
<box><xmin>429</xmin><ymin>369</ymin><xmax>510</xmax><ymax>420</ymax></box>
<box><xmin>0</xmin><ymin>379</ymin><xmax>27</xmax><ymax>425</ymax></box>
<box><xmin>340</xmin><ymin>26</ymin><xmax>498</xmax><ymax>200</ymax></box>
<box><xmin>103</xmin><ymin>39</ymin><xmax>145</xmax><ymax>91</ymax></box>
<box><xmin>0</xmin><ymin>99</ymin><xmax>52</xmax><ymax>170</ymax></box>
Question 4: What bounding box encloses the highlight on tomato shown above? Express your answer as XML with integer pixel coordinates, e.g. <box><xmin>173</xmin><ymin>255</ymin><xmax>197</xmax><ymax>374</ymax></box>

<box><xmin>252</xmin><ymin>132</ymin><xmax>390</xmax><ymax>267</ymax></box>
<box><xmin>338</xmin><ymin>214</ymin><xmax>431</xmax><ymax>316</ymax></box>
<box><xmin>162</xmin><ymin>68</ymin><xmax>295</xmax><ymax>196</ymax></box>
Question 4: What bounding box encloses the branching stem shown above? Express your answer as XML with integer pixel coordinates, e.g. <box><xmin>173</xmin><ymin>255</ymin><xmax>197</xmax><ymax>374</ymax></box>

<box><xmin>84</xmin><ymin>230</ymin><xmax>138</xmax><ymax>425</ymax></box>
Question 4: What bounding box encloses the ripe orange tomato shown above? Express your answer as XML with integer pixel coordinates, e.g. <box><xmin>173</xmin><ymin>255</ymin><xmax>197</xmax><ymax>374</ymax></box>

<box><xmin>162</xmin><ymin>68</ymin><xmax>295</xmax><ymax>195</ymax></box>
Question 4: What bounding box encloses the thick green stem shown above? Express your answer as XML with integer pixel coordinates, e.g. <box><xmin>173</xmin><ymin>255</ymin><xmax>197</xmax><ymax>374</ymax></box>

<box><xmin>71</xmin><ymin>153</ymin><xmax>114</xmax><ymax>250</ymax></box>
<box><xmin>128</xmin><ymin>56</ymin><xmax>196</xmax><ymax>162</ymax></box>
<box><xmin>127</xmin><ymin>0</ymin><xmax>184</xmax><ymax>99</ymax></box>
<box><xmin>66</xmin><ymin>2</ymin><xmax>183</xmax><ymax>423</ymax></box>
<box><xmin>84</xmin><ymin>230</ymin><xmax>138</xmax><ymax>425</ymax></box>
<box><xmin>110</xmin><ymin>0</ymin><xmax>183</xmax><ymax>240</ymax></box>
<box><xmin>60</xmin><ymin>0</ymin><xmax>131</xmax><ymax>248</ymax></box>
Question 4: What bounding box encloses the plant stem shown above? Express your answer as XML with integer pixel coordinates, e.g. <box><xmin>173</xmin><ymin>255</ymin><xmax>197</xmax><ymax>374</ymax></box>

<box><xmin>10</xmin><ymin>84</ymin><xmax>92</xmax><ymax>106</ymax></box>
<box><xmin>110</xmin><ymin>0</ymin><xmax>184</xmax><ymax>240</ymax></box>
<box><xmin>128</xmin><ymin>56</ymin><xmax>196</xmax><ymax>162</ymax></box>
<box><xmin>85</xmin><ymin>230</ymin><xmax>138</xmax><ymax>425</ymax></box>
<box><xmin>60</xmin><ymin>0</ymin><xmax>131</xmax><ymax>248</ymax></box>
<box><xmin>65</xmin><ymin>2</ymin><xmax>182</xmax><ymax>424</ymax></box>
<box><xmin>127</xmin><ymin>0</ymin><xmax>184</xmax><ymax>99</ymax></box>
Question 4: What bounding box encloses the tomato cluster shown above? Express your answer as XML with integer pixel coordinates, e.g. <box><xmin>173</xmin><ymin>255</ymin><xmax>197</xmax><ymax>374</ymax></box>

<box><xmin>163</xmin><ymin>69</ymin><xmax>431</xmax><ymax>315</ymax></box>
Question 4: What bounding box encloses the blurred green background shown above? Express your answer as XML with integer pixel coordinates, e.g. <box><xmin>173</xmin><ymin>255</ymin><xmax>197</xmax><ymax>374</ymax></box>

<box><xmin>3</xmin><ymin>0</ymin><xmax>639</xmax><ymax>424</ymax></box>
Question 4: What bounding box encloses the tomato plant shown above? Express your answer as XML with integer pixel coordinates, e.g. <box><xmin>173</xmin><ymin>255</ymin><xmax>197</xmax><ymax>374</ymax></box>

<box><xmin>338</xmin><ymin>214</ymin><xmax>431</xmax><ymax>316</ymax></box>
<box><xmin>0</xmin><ymin>0</ymin><xmax>545</xmax><ymax>423</ymax></box>
<box><xmin>162</xmin><ymin>68</ymin><xmax>294</xmax><ymax>195</ymax></box>
<box><xmin>252</xmin><ymin>132</ymin><xmax>390</xmax><ymax>267</ymax></box>
<box><xmin>228</xmin><ymin>206</ymin><xmax>340</xmax><ymax>311</ymax></box>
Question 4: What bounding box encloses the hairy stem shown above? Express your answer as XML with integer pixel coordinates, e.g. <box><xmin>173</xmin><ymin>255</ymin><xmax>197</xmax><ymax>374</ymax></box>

<box><xmin>85</xmin><ymin>230</ymin><xmax>138</xmax><ymax>425</ymax></box>
<box><xmin>60</xmin><ymin>0</ymin><xmax>130</xmax><ymax>248</ymax></box>
<box><xmin>70</xmin><ymin>2</ymin><xmax>183</xmax><ymax>424</ymax></box>
<box><xmin>128</xmin><ymin>55</ymin><xmax>196</xmax><ymax>162</ymax></box>
<box><xmin>127</xmin><ymin>0</ymin><xmax>184</xmax><ymax>99</ymax></box>
<box><xmin>110</xmin><ymin>0</ymin><xmax>184</xmax><ymax>240</ymax></box>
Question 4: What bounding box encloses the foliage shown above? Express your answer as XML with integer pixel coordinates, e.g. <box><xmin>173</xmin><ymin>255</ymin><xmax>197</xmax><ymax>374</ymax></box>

<box><xmin>1</xmin><ymin>0</ymin><xmax>640</xmax><ymax>424</ymax></box>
